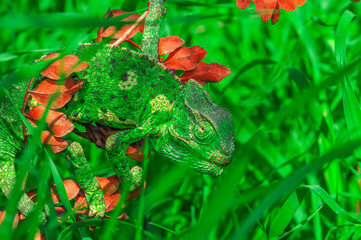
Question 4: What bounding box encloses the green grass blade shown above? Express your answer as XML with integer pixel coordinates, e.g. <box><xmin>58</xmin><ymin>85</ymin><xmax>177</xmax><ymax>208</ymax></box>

<box><xmin>335</xmin><ymin>10</ymin><xmax>361</xmax><ymax>158</ymax></box>
<box><xmin>274</xmin><ymin>205</ymin><xmax>323</xmax><ymax>239</ymax></box>
<box><xmin>268</xmin><ymin>191</ymin><xmax>302</xmax><ymax>237</ymax></box>
<box><xmin>300</xmin><ymin>185</ymin><xmax>361</xmax><ymax>224</ymax></box>
<box><xmin>231</xmin><ymin>137</ymin><xmax>361</xmax><ymax>239</ymax></box>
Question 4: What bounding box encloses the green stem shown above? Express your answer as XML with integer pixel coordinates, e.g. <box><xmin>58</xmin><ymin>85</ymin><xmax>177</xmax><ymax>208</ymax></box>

<box><xmin>141</xmin><ymin>0</ymin><xmax>166</xmax><ymax>60</ymax></box>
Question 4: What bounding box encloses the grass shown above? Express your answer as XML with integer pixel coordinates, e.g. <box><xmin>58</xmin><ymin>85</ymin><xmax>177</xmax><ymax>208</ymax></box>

<box><xmin>2</xmin><ymin>0</ymin><xmax>361</xmax><ymax>239</ymax></box>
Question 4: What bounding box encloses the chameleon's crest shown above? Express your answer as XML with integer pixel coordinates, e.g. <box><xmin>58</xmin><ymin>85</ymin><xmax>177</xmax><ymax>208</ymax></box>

<box><xmin>155</xmin><ymin>80</ymin><xmax>235</xmax><ymax>176</ymax></box>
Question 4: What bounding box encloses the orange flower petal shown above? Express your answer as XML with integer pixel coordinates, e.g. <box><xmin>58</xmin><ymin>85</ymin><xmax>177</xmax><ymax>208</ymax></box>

<box><xmin>163</xmin><ymin>46</ymin><xmax>207</xmax><ymax>71</ymax></box>
<box><xmin>271</xmin><ymin>3</ymin><xmax>281</xmax><ymax>24</ymax></box>
<box><xmin>236</xmin><ymin>0</ymin><xmax>253</xmax><ymax>9</ymax></box>
<box><xmin>25</xmin><ymin>105</ymin><xmax>74</xmax><ymax>137</ymax></box>
<box><xmin>96</xmin><ymin>175</ymin><xmax>120</xmax><ymax>198</ymax></box>
<box><xmin>105</xmin><ymin>193</ymin><xmax>123</xmax><ymax>212</ymax></box>
<box><xmin>254</xmin><ymin>0</ymin><xmax>278</xmax><ymax>21</ymax></box>
<box><xmin>158</xmin><ymin>36</ymin><xmax>185</xmax><ymax>55</ymax></box>
<box><xmin>74</xmin><ymin>191</ymin><xmax>88</xmax><ymax>210</ymax></box>
<box><xmin>41</xmin><ymin>54</ymin><xmax>88</xmax><ymax>80</ymax></box>
<box><xmin>180</xmin><ymin>62</ymin><xmax>231</xmax><ymax>85</ymax></box>
<box><xmin>296</xmin><ymin>0</ymin><xmax>306</xmax><ymax>6</ymax></box>
<box><xmin>29</xmin><ymin>78</ymin><xmax>83</xmax><ymax>109</ymax></box>
<box><xmin>40</xmin><ymin>131</ymin><xmax>68</xmax><ymax>153</ymax></box>
<box><xmin>93</xmin><ymin>9</ymin><xmax>144</xmax><ymax>43</ymax></box>
<box><xmin>50</xmin><ymin>179</ymin><xmax>80</xmax><ymax>203</ymax></box>
<box><xmin>278</xmin><ymin>0</ymin><xmax>297</xmax><ymax>11</ymax></box>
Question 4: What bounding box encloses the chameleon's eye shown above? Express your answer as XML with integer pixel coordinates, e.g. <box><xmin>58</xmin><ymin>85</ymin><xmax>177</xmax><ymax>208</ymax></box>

<box><xmin>194</xmin><ymin>121</ymin><xmax>215</xmax><ymax>142</ymax></box>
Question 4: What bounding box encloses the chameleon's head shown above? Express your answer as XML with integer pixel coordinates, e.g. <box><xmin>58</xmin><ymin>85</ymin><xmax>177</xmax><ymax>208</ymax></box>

<box><xmin>155</xmin><ymin>80</ymin><xmax>235</xmax><ymax>176</ymax></box>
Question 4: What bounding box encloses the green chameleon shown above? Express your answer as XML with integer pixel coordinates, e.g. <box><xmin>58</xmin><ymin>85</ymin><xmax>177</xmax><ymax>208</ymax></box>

<box><xmin>0</xmin><ymin>3</ymin><xmax>234</xmax><ymax>222</ymax></box>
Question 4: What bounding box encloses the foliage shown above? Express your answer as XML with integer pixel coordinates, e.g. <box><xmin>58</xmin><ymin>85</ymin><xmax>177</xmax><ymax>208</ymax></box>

<box><xmin>2</xmin><ymin>0</ymin><xmax>361</xmax><ymax>239</ymax></box>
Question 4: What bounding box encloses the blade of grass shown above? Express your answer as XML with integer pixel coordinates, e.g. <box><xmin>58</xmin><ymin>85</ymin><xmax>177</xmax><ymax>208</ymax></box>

<box><xmin>149</xmin><ymin>222</ymin><xmax>177</xmax><ymax>235</ymax></box>
<box><xmin>300</xmin><ymin>185</ymin><xmax>361</xmax><ymax>224</ymax></box>
<box><xmin>0</xmin><ymin>10</ymin><xmax>147</xmax><ymax>29</ymax></box>
<box><xmin>274</xmin><ymin>205</ymin><xmax>323</xmax><ymax>239</ymax></box>
<box><xmin>268</xmin><ymin>191</ymin><xmax>303</xmax><ymax>237</ymax></box>
<box><xmin>135</xmin><ymin>139</ymin><xmax>149</xmax><ymax>240</ymax></box>
<box><xmin>335</xmin><ymin>10</ymin><xmax>361</xmax><ymax>158</ymax></box>
<box><xmin>231</xmin><ymin>136</ymin><xmax>361</xmax><ymax>239</ymax></box>
<box><xmin>58</xmin><ymin>218</ymin><xmax>158</xmax><ymax>240</ymax></box>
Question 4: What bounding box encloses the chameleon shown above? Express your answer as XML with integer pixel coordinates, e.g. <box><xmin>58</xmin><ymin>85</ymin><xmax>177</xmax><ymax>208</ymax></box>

<box><xmin>0</xmin><ymin>2</ymin><xmax>235</xmax><ymax>222</ymax></box>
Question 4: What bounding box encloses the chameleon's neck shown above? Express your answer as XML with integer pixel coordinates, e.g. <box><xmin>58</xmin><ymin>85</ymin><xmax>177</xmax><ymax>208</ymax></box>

<box><xmin>141</xmin><ymin>0</ymin><xmax>166</xmax><ymax>60</ymax></box>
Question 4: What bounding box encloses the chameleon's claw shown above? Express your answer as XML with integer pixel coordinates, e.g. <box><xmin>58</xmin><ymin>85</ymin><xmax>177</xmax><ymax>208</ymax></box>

<box><xmin>130</xmin><ymin>166</ymin><xmax>143</xmax><ymax>191</ymax></box>
<box><xmin>85</xmin><ymin>190</ymin><xmax>106</xmax><ymax>218</ymax></box>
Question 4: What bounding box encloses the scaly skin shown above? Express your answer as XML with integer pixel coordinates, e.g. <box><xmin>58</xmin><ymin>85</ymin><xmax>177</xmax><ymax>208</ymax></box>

<box><xmin>0</xmin><ymin>1</ymin><xmax>235</xmax><ymax>221</ymax></box>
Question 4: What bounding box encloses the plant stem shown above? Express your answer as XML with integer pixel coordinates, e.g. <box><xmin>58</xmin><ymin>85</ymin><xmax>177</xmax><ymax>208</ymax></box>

<box><xmin>141</xmin><ymin>0</ymin><xmax>166</xmax><ymax>60</ymax></box>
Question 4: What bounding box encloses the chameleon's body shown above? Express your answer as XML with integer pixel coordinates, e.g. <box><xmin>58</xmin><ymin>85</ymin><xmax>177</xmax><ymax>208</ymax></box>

<box><xmin>0</xmin><ymin>43</ymin><xmax>234</xmax><ymax>220</ymax></box>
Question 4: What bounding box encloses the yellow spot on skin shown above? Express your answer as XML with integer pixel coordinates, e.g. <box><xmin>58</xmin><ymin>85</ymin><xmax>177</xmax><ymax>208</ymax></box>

<box><xmin>97</xmin><ymin>109</ymin><xmax>136</xmax><ymax>125</ymax></box>
<box><xmin>118</xmin><ymin>71</ymin><xmax>137</xmax><ymax>90</ymax></box>
<box><xmin>73</xmin><ymin>92</ymin><xmax>79</xmax><ymax>101</ymax></box>
<box><xmin>27</xmin><ymin>95</ymin><xmax>40</xmax><ymax>109</ymax></box>
<box><xmin>150</xmin><ymin>95</ymin><xmax>172</xmax><ymax>113</ymax></box>
<box><xmin>68</xmin><ymin>112</ymin><xmax>82</xmax><ymax>121</ymax></box>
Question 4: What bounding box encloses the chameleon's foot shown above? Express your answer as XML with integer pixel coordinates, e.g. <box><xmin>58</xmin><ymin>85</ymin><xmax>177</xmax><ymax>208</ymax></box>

<box><xmin>129</xmin><ymin>166</ymin><xmax>143</xmax><ymax>191</ymax></box>
<box><xmin>39</xmin><ymin>210</ymin><xmax>48</xmax><ymax>224</ymax></box>
<box><xmin>84</xmin><ymin>189</ymin><xmax>106</xmax><ymax>218</ymax></box>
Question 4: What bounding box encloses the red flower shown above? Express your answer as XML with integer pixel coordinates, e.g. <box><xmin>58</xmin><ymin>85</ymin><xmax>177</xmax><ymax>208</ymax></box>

<box><xmin>93</xmin><ymin>9</ymin><xmax>145</xmax><ymax>48</ymax></box>
<box><xmin>236</xmin><ymin>0</ymin><xmax>307</xmax><ymax>24</ymax></box>
<box><xmin>24</xmin><ymin>53</ymin><xmax>88</xmax><ymax>153</ymax></box>
<box><xmin>158</xmin><ymin>36</ymin><xmax>231</xmax><ymax>85</ymax></box>
<box><xmin>94</xmin><ymin>10</ymin><xmax>231</xmax><ymax>86</ymax></box>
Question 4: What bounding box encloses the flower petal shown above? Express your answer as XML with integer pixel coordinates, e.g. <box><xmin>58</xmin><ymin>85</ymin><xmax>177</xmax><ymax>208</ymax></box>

<box><xmin>163</xmin><ymin>46</ymin><xmax>207</xmax><ymax>71</ymax></box>
<box><xmin>40</xmin><ymin>131</ymin><xmax>68</xmax><ymax>153</ymax></box>
<box><xmin>180</xmin><ymin>62</ymin><xmax>231</xmax><ymax>85</ymax></box>
<box><xmin>296</xmin><ymin>0</ymin><xmax>306</xmax><ymax>6</ymax></box>
<box><xmin>50</xmin><ymin>179</ymin><xmax>80</xmax><ymax>203</ymax></box>
<box><xmin>278</xmin><ymin>0</ymin><xmax>297</xmax><ymax>11</ymax></box>
<box><xmin>96</xmin><ymin>175</ymin><xmax>120</xmax><ymax>198</ymax></box>
<box><xmin>105</xmin><ymin>193</ymin><xmax>123</xmax><ymax>212</ymax></box>
<box><xmin>93</xmin><ymin>9</ymin><xmax>144</xmax><ymax>43</ymax></box>
<box><xmin>236</xmin><ymin>0</ymin><xmax>253</xmax><ymax>9</ymax></box>
<box><xmin>271</xmin><ymin>3</ymin><xmax>281</xmax><ymax>24</ymax></box>
<box><xmin>41</xmin><ymin>54</ymin><xmax>88</xmax><ymax>80</ymax></box>
<box><xmin>254</xmin><ymin>0</ymin><xmax>278</xmax><ymax>22</ymax></box>
<box><xmin>125</xmin><ymin>144</ymin><xmax>144</xmax><ymax>162</ymax></box>
<box><xmin>29</xmin><ymin>78</ymin><xmax>83</xmax><ymax>109</ymax></box>
<box><xmin>158</xmin><ymin>36</ymin><xmax>185</xmax><ymax>55</ymax></box>
<box><xmin>25</xmin><ymin>105</ymin><xmax>74</xmax><ymax>137</ymax></box>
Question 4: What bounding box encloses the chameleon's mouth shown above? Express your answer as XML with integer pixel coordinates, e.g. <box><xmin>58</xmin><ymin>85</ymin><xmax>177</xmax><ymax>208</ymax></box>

<box><xmin>193</xmin><ymin>160</ymin><xmax>224</xmax><ymax>176</ymax></box>
<box><xmin>194</xmin><ymin>153</ymin><xmax>231</xmax><ymax>176</ymax></box>
<box><xmin>208</xmin><ymin>152</ymin><xmax>232</xmax><ymax>167</ymax></box>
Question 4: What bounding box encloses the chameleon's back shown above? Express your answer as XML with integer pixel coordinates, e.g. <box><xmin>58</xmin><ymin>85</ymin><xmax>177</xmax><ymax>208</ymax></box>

<box><xmin>62</xmin><ymin>44</ymin><xmax>182</xmax><ymax>128</ymax></box>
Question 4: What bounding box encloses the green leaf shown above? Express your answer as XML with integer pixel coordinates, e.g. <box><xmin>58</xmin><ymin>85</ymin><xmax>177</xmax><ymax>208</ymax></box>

<box><xmin>45</xmin><ymin>150</ymin><xmax>76</xmax><ymax>223</ymax></box>
<box><xmin>0</xmin><ymin>11</ymin><xmax>146</xmax><ymax>29</ymax></box>
<box><xmin>274</xmin><ymin>205</ymin><xmax>323</xmax><ymax>239</ymax></box>
<box><xmin>0</xmin><ymin>53</ymin><xmax>18</xmax><ymax>62</ymax></box>
<box><xmin>58</xmin><ymin>219</ymin><xmax>158</xmax><ymax>240</ymax></box>
<box><xmin>231</xmin><ymin>136</ymin><xmax>361</xmax><ymax>239</ymax></box>
<box><xmin>268</xmin><ymin>191</ymin><xmax>302</xmax><ymax>237</ymax></box>
<box><xmin>300</xmin><ymin>185</ymin><xmax>361</xmax><ymax>224</ymax></box>
<box><xmin>335</xmin><ymin>11</ymin><xmax>361</xmax><ymax>158</ymax></box>
<box><xmin>288</xmin><ymin>67</ymin><xmax>310</xmax><ymax>91</ymax></box>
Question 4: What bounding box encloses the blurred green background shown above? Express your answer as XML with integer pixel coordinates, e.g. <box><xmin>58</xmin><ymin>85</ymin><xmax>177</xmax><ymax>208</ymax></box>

<box><xmin>2</xmin><ymin>0</ymin><xmax>361</xmax><ymax>239</ymax></box>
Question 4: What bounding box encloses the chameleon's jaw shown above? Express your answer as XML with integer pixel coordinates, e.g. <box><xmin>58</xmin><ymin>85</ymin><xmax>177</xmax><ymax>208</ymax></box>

<box><xmin>192</xmin><ymin>160</ymin><xmax>224</xmax><ymax>176</ymax></box>
<box><xmin>193</xmin><ymin>152</ymin><xmax>231</xmax><ymax>176</ymax></box>
<box><xmin>206</xmin><ymin>150</ymin><xmax>232</xmax><ymax>167</ymax></box>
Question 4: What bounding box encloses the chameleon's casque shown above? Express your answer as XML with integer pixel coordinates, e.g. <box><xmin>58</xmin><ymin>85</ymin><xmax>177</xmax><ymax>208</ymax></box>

<box><xmin>0</xmin><ymin>43</ymin><xmax>235</xmax><ymax>219</ymax></box>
